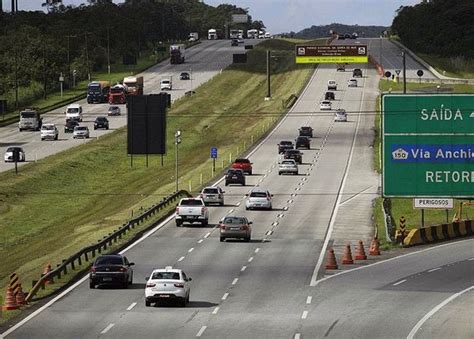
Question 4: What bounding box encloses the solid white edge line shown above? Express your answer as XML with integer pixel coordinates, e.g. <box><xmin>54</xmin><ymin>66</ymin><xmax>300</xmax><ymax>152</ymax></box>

<box><xmin>196</xmin><ymin>325</ymin><xmax>207</xmax><ymax>337</ymax></box>
<box><xmin>212</xmin><ymin>306</ymin><xmax>220</xmax><ymax>315</ymax></box>
<box><xmin>393</xmin><ymin>279</ymin><xmax>407</xmax><ymax>286</ymax></box>
<box><xmin>302</xmin><ymin>311</ymin><xmax>308</xmax><ymax>319</ymax></box>
<box><xmin>126</xmin><ymin>302</ymin><xmax>137</xmax><ymax>311</ymax></box>
<box><xmin>407</xmin><ymin>286</ymin><xmax>474</xmax><ymax>339</ymax></box>
<box><xmin>428</xmin><ymin>267</ymin><xmax>441</xmax><ymax>273</ymax></box>
<box><xmin>100</xmin><ymin>323</ymin><xmax>115</xmax><ymax>335</ymax></box>
<box><xmin>232</xmin><ymin>278</ymin><xmax>238</xmax><ymax>285</ymax></box>
<box><xmin>222</xmin><ymin>293</ymin><xmax>229</xmax><ymax>300</ymax></box>
<box><xmin>306</xmin><ymin>296</ymin><xmax>312</xmax><ymax>304</ymax></box>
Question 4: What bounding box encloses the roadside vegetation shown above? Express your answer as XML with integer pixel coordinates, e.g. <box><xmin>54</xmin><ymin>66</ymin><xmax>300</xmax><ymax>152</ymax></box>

<box><xmin>0</xmin><ymin>39</ymin><xmax>318</xmax><ymax>306</ymax></box>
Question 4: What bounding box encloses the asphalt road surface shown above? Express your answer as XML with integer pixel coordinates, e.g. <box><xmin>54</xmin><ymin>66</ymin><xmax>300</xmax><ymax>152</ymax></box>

<box><xmin>0</xmin><ymin>39</ymin><xmax>255</xmax><ymax>174</ymax></box>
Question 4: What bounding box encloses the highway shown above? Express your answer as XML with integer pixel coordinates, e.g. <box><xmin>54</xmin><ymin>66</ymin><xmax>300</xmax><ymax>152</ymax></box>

<box><xmin>0</xmin><ymin>39</ymin><xmax>254</xmax><ymax>173</ymax></box>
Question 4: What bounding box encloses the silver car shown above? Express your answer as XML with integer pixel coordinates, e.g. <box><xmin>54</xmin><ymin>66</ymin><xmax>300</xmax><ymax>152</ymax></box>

<box><xmin>107</xmin><ymin>106</ymin><xmax>121</xmax><ymax>116</ymax></box>
<box><xmin>320</xmin><ymin>100</ymin><xmax>332</xmax><ymax>110</ymax></box>
<box><xmin>278</xmin><ymin>159</ymin><xmax>298</xmax><ymax>175</ymax></box>
<box><xmin>219</xmin><ymin>216</ymin><xmax>252</xmax><ymax>242</ymax></box>
<box><xmin>73</xmin><ymin>125</ymin><xmax>90</xmax><ymax>139</ymax></box>
<box><xmin>334</xmin><ymin>109</ymin><xmax>348</xmax><ymax>122</ymax></box>
<box><xmin>200</xmin><ymin>186</ymin><xmax>225</xmax><ymax>206</ymax></box>
<box><xmin>145</xmin><ymin>267</ymin><xmax>191</xmax><ymax>307</ymax></box>
<box><xmin>347</xmin><ymin>79</ymin><xmax>358</xmax><ymax>87</ymax></box>
<box><xmin>245</xmin><ymin>188</ymin><xmax>273</xmax><ymax>210</ymax></box>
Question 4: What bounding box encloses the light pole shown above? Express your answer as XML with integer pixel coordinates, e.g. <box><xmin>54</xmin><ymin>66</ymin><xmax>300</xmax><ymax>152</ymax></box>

<box><xmin>190</xmin><ymin>68</ymin><xmax>193</xmax><ymax>96</ymax></box>
<box><xmin>175</xmin><ymin>130</ymin><xmax>182</xmax><ymax>192</ymax></box>
<box><xmin>379</xmin><ymin>35</ymin><xmax>383</xmax><ymax>69</ymax></box>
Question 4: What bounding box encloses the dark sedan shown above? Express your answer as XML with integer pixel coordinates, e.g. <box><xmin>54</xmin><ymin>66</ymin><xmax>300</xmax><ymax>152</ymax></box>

<box><xmin>64</xmin><ymin>119</ymin><xmax>79</xmax><ymax>133</ymax></box>
<box><xmin>180</xmin><ymin>72</ymin><xmax>190</xmax><ymax>80</ymax></box>
<box><xmin>298</xmin><ymin>126</ymin><xmax>313</xmax><ymax>138</ymax></box>
<box><xmin>89</xmin><ymin>254</ymin><xmax>134</xmax><ymax>288</ymax></box>
<box><xmin>284</xmin><ymin>149</ymin><xmax>303</xmax><ymax>164</ymax></box>
<box><xmin>295</xmin><ymin>136</ymin><xmax>310</xmax><ymax>149</ymax></box>
<box><xmin>94</xmin><ymin>116</ymin><xmax>109</xmax><ymax>130</ymax></box>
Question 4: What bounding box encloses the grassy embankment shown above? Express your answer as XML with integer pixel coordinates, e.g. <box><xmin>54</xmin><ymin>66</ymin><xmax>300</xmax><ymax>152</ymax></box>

<box><xmin>373</xmin><ymin>81</ymin><xmax>474</xmax><ymax>247</ymax></box>
<box><xmin>418</xmin><ymin>53</ymin><xmax>474</xmax><ymax>79</ymax></box>
<box><xmin>0</xmin><ymin>39</ymin><xmax>319</xmax><ymax>315</ymax></box>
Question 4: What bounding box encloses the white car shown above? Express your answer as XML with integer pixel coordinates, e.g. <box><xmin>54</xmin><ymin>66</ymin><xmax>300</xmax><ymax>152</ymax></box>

<box><xmin>73</xmin><ymin>125</ymin><xmax>90</xmax><ymax>139</ymax></box>
<box><xmin>145</xmin><ymin>267</ymin><xmax>191</xmax><ymax>307</ymax></box>
<box><xmin>40</xmin><ymin>123</ymin><xmax>59</xmax><ymax>141</ymax></box>
<box><xmin>200</xmin><ymin>186</ymin><xmax>225</xmax><ymax>206</ymax></box>
<box><xmin>65</xmin><ymin>103</ymin><xmax>83</xmax><ymax>122</ymax></box>
<box><xmin>245</xmin><ymin>188</ymin><xmax>273</xmax><ymax>210</ymax></box>
<box><xmin>278</xmin><ymin>159</ymin><xmax>298</xmax><ymax>175</ymax></box>
<box><xmin>4</xmin><ymin>147</ymin><xmax>25</xmax><ymax>162</ymax></box>
<box><xmin>107</xmin><ymin>106</ymin><xmax>121</xmax><ymax>116</ymax></box>
<box><xmin>160</xmin><ymin>79</ymin><xmax>172</xmax><ymax>91</ymax></box>
<box><xmin>320</xmin><ymin>101</ymin><xmax>332</xmax><ymax>110</ymax></box>
<box><xmin>334</xmin><ymin>109</ymin><xmax>348</xmax><ymax>122</ymax></box>
<box><xmin>347</xmin><ymin>79</ymin><xmax>358</xmax><ymax>87</ymax></box>
<box><xmin>327</xmin><ymin>80</ymin><xmax>337</xmax><ymax>90</ymax></box>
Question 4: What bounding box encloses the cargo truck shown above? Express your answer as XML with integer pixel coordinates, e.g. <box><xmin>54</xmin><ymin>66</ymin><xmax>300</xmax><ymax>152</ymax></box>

<box><xmin>18</xmin><ymin>109</ymin><xmax>42</xmax><ymax>131</ymax></box>
<box><xmin>87</xmin><ymin>81</ymin><xmax>110</xmax><ymax>103</ymax></box>
<box><xmin>108</xmin><ymin>84</ymin><xmax>128</xmax><ymax>104</ymax></box>
<box><xmin>170</xmin><ymin>44</ymin><xmax>185</xmax><ymax>64</ymax></box>
<box><xmin>123</xmin><ymin>76</ymin><xmax>144</xmax><ymax>96</ymax></box>
<box><xmin>189</xmin><ymin>32</ymin><xmax>199</xmax><ymax>42</ymax></box>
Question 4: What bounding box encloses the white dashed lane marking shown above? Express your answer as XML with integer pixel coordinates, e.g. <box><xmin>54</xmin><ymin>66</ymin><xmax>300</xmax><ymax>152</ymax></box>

<box><xmin>222</xmin><ymin>293</ymin><xmax>229</xmax><ymax>300</ymax></box>
<box><xmin>306</xmin><ymin>296</ymin><xmax>312</xmax><ymax>304</ymax></box>
<box><xmin>241</xmin><ymin>266</ymin><xmax>247</xmax><ymax>272</ymax></box>
<box><xmin>428</xmin><ymin>267</ymin><xmax>441</xmax><ymax>273</ymax></box>
<box><xmin>232</xmin><ymin>278</ymin><xmax>238</xmax><ymax>285</ymax></box>
<box><xmin>126</xmin><ymin>302</ymin><xmax>137</xmax><ymax>311</ymax></box>
<box><xmin>100</xmin><ymin>323</ymin><xmax>115</xmax><ymax>334</ymax></box>
<box><xmin>196</xmin><ymin>326</ymin><xmax>207</xmax><ymax>337</ymax></box>
<box><xmin>212</xmin><ymin>307</ymin><xmax>220</xmax><ymax>315</ymax></box>
<box><xmin>178</xmin><ymin>256</ymin><xmax>185</xmax><ymax>262</ymax></box>
<box><xmin>302</xmin><ymin>311</ymin><xmax>308</xmax><ymax>319</ymax></box>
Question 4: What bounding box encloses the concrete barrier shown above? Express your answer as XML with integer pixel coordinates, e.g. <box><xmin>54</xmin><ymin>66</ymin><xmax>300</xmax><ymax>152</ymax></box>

<box><xmin>403</xmin><ymin>220</ymin><xmax>473</xmax><ymax>247</ymax></box>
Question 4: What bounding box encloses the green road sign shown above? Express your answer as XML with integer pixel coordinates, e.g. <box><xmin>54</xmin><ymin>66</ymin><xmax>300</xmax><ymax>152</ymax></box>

<box><xmin>382</xmin><ymin>94</ymin><xmax>474</xmax><ymax>198</ymax></box>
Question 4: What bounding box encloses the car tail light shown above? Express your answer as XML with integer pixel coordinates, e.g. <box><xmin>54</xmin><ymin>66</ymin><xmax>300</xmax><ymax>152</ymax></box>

<box><xmin>146</xmin><ymin>283</ymin><xmax>156</xmax><ymax>288</ymax></box>
<box><xmin>267</xmin><ymin>196</ymin><xmax>271</xmax><ymax>201</ymax></box>
<box><xmin>174</xmin><ymin>283</ymin><xmax>185</xmax><ymax>288</ymax></box>
<box><xmin>241</xmin><ymin>225</ymin><xmax>249</xmax><ymax>230</ymax></box>
<box><xmin>219</xmin><ymin>223</ymin><xmax>225</xmax><ymax>230</ymax></box>
<box><xmin>176</xmin><ymin>207</ymin><xmax>179</xmax><ymax>214</ymax></box>
<box><xmin>201</xmin><ymin>207</ymin><xmax>207</xmax><ymax>215</ymax></box>
<box><xmin>119</xmin><ymin>266</ymin><xmax>127</xmax><ymax>272</ymax></box>
<box><xmin>90</xmin><ymin>267</ymin><xmax>96</xmax><ymax>273</ymax></box>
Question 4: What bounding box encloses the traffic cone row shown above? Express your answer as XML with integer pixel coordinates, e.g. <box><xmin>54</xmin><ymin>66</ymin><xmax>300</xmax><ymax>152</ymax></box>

<box><xmin>325</xmin><ymin>238</ymin><xmax>381</xmax><ymax>270</ymax></box>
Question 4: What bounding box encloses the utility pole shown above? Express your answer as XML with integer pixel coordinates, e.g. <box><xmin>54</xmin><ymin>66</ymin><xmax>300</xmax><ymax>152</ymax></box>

<box><xmin>265</xmin><ymin>49</ymin><xmax>271</xmax><ymax>100</ymax></box>
<box><xmin>107</xmin><ymin>26</ymin><xmax>111</xmax><ymax>74</ymax></box>
<box><xmin>175</xmin><ymin>130</ymin><xmax>182</xmax><ymax>192</ymax></box>
<box><xmin>84</xmin><ymin>33</ymin><xmax>91</xmax><ymax>82</ymax></box>
<box><xmin>11</xmin><ymin>0</ymin><xmax>15</xmax><ymax>13</ymax></box>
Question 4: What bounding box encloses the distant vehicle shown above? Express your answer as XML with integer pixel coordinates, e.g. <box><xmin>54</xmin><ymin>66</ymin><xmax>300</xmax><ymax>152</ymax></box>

<box><xmin>295</xmin><ymin>136</ymin><xmax>310</xmax><ymax>150</ymax></box>
<box><xmin>231</xmin><ymin>158</ymin><xmax>253</xmax><ymax>175</ymax></box>
<box><xmin>351</xmin><ymin>32</ymin><xmax>358</xmax><ymax>39</ymax></box>
<box><xmin>231</xmin><ymin>39</ymin><xmax>239</xmax><ymax>46</ymax></box>
<box><xmin>320</xmin><ymin>101</ymin><xmax>332</xmax><ymax>110</ymax></box>
<box><xmin>344</xmin><ymin>33</ymin><xmax>351</xmax><ymax>39</ymax></box>
<box><xmin>299</xmin><ymin>126</ymin><xmax>313</xmax><ymax>138</ymax></box>
<box><xmin>325</xmin><ymin>91</ymin><xmax>335</xmax><ymax>100</ymax></box>
<box><xmin>284</xmin><ymin>149</ymin><xmax>302</xmax><ymax>164</ymax></box>
<box><xmin>258</xmin><ymin>30</ymin><xmax>265</xmax><ymax>39</ymax></box>
<box><xmin>327</xmin><ymin>80</ymin><xmax>337</xmax><ymax>90</ymax></box>
<box><xmin>336</xmin><ymin>64</ymin><xmax>345</xmax><ymax>72</ymax></box>
<box><xmin>94</xmin><ymin>116</ymin><xmax>109</xmax><ymax>130</ymax></box>
<box><xmin>335</xmin><ymin>109</ymin><xmax>348</xmax><ymax>122</ymax></box>
<box><xmin>353</xmin><ymin>68</ymin><xmax>363</xmax><ymax>78</ymax></box>
<box><xmin>175</xmin><ymin>197</ymin><xmax>209</xmax><ymax>227</ymax></box>
<box><xmin>65</xmin><ymin>104</ymin><xmax>83</xmax><ymax>122</ymax></box>
<box><xmin>180</xmin><ymin>72</ymin><xmax>190</xmax><ymax>80</ymax></box>
<box><xmin>40</xmin><ymin>123</ymin><xmax>59</xmax><ymax>141</ymax></box>
<box><xmin>170</xmin><ymin>44</ymin><xmax>185</xmax><ymax>64</ymax></box>
<box><xmin>245</xmin><ymin>188</ymin><xmax>273</xmax><ymax>210</ymax></box>
<box><xmin>225</xmin><ymin>168</ymin><xmax>245</xmax><ymax>186</ymax></box>
<box><xmin>278</xmin><ymin>159</ymin><xmax>298</xmax><ymax>175</ymax></box>
<box><xmin>278</xmin><ymin>140</ymin><xmax>294</xmax><ymax>154</ymax></box>
<box><xmin>160</xmin><ymin>78</ymin><xmax>172</xmax><ymax>91</ymax></box>
<box><xmin>108</xmin><ymin>84</ymin><xmax>127</xmax><ymax>104</ymax></box>
<box><xmin>89</xmin><ymin>254</ymin><xmax>134</xmax><ymax>289</ymax></box>
<box><xmin>264</xmin><ymin>32</ymin><xmax>271</xmax><ymax>39</ymax></box>
<box><xmin>188</xmin><ymin>32</ymin><xmax>199</xmax><ymax>42</ymax></box>
<box><xmin>237</xmin><ymin>38</ymin><xmax>244</xmax><ymax>44</ymax></box>
<box><xmin>107</xmin><ymin>106</ymin><xmax>121</xmax><ymax>116</ymax></box>
<box><xmin>145</xmin><ymin>267</ymin><xmax>191</xmax><ymax>307</ymax></box>
<box><xmin>348</xmin><ymin>79</ymin><xmax>358</xmax><ymax>87</ymax></box>
<box><xmin>73</xmin><ymin>125</ymin><xmax>90</xmax><ymax>139</ymax></box>
<box><xmin>208</xmin><ymin>28</ymin><xmax>223</xmax><ymax>40</ymax></box>
<box><xmin>247</xmin><ymin>29</ymin><xmax>258</xmax><ymax>39</ymax></box>
<box><xmin>200</xmin><ymin>186</ymin><xmax>225</xmax><ymax>206</ymax></box>
<box><xmin>230</xmin><ymin>29</ymin><xmax>240</xmax><ymax>39</ymax></box>
<box><xmin>18</xmin><ymin>109</ymin><xmax>42</xmax><ymax>131</ymax></box>
<box><xmin>87</xmin><ymin>81</ymin><xmax>110</xmax><ymax>104</ymax></box>
<box><xmin>338</xmin><ymin>35</ymin><xmax>345</xmax><ymax>40</ymax></box>
<box><xmin>64</xmin><ymin>119</ymin><xmax>79</xmax><ymax>133</ymax></box>
<box><xmin>4</xmin><ymin>146</ymin><xmax>25</xmax><ymax>162</ymax></box>
<box><xmin>123</xmin><ymin>76</ymin><xmax>144</xmax><ymax>96</ymax></box>
<box><xmin>219</xmin><ymin>216</ymin><xmax>252</xmax><ymax>242</ymax></box>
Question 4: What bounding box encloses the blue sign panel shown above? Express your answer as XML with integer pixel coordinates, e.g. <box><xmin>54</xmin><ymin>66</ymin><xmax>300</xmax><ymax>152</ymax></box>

<box><xmin>391</xmin><ymin>144</ymin><xmax>474</xmax><ymax>163</ymax></box>
<box><xmin>210</xmin><ymin>147</ymin><xmax>218</xmax><ymax>159</ymax></box>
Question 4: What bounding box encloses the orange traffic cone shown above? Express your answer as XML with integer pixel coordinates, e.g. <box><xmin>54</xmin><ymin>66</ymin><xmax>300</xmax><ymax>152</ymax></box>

<box><xmin>325</xmin><ymin>248</ymin><xmax>338</xmax><ymax>270</ymax></box>
<box><xmin>15</xmin><ymin>284</ymin><xmax>27</xmax><ymax>306</ymax></box>
<box><xmin>342</xmin><ymin>243</ymin><xmax>354</xmax><ymax>264</ymax></box>
<box><xmin>2</xmin><ymin>287</ymin><xmax>19</xmax><ymax>310</ymax></box>
<box><xmin>355</xmin><ymin>240</ymin><xmax>367</xmax><ymax>260</ymax></box>
<box><xmin>43</xmin><ymin>263</ymin><xmax>53</xmax><ymax>284</ymax></box>
<box><xmin>369</xmin><ymin>237</ymin><xmax>381</xmax><ymax>256</ymax></box>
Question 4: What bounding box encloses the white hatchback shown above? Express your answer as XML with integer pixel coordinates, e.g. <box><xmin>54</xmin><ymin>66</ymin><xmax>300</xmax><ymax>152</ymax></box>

<box><xmin>347</xmin><ymin>79</ymin><xmax>358</xmax><ymax>87</ymax></box>
<box><xmin>320</xmin><ymin>101</ymin><xmax>332</xmax><ymax>110</ymax></box>
<box><xmin>145</xmin><ymin>267</ymin><xmax>191</xmax><ymax>307</ymax></box>
<box><xmin>245</xmin><ymin>188</ymin><xmax>273</xmax><ymax>210</ymax></box>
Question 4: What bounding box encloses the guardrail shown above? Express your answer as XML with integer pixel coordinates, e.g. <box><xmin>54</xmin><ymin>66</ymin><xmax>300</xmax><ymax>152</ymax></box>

<box><xmin>25</xmin><ymin>190</ymin><xmax>191</xmax><ymax>302</ymax></box>
<box><xmin>403</xmin><ymin>219</ymin><xmax>473</xmax><ymax>247</ymax></box>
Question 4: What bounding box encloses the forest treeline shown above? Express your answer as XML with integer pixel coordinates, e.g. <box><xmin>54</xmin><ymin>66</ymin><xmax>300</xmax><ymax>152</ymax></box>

<box><xmin>0</xmin><ymin>0</ymin><xmax>265</xmax><ymax>100</ymax></box>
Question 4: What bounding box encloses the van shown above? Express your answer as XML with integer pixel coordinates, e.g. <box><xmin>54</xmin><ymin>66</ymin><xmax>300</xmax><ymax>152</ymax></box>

<box><xmin>65</xmin><ymin>104</ymin><xmax>83</xmax><ymax>122</ymax></box>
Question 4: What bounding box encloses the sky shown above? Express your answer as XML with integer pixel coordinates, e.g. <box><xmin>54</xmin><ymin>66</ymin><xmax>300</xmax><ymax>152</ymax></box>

<box><xmin>2</xmin><ymin>0</ymin><xmax>421</xmax><ymax>33</ymax></box>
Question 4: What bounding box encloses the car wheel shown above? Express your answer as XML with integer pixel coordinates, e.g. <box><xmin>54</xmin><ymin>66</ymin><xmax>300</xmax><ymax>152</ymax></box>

<box><xmin>202</xmin><ymin>220</ymin><xmax>208</xmax><ymax>227</ymax></box>
<box><xmin>278</xmin><ymin>172</ymin><xmax>281</xmax><ymax>175</ymax></box>
<box><xmin>220</xmin><ymin>237</ymin><xmax>224</xmax><ymax>242</ymax></box>
<box><xmin>186</xmin><ymin>293</ymin><xmax>190</xmax><ymax>303</ymax></box>
<box><xmin>249</xmin><ymin>170</ymin><xmax>252</xmax><ymax>175</ymax></box>
<box><xmin>145</xmin><ymin>300</ymin><xmax>151</xmax><ymax>307</ymax></box>
<box><xmin>180</xmin><ymin>298</ymin><xmax>186</xmax><ymax>307</ymax></box>
<box><xmin>245</xmin><ymin>236</ymin><xmax>251</xmax><ymax>242</ymax></box>
<box><xmin>245</xmin><ymin>206</ymin><xmax>249</xmax><ymax>210</ymax></box>
<box><xmin>176</xmin><ymin>220</ymin><xmax>182</xmax><ymax>227</ymax></box>
<box><xmin>225</xmin><ymin>182</ymin><xmax>228</xmax><ymax>186</ymax></box>
<box><xmin>219</xmin><ymin>202</ymin><xmax>224</xmax><ymax>206</ymax></box>
<box><xmin>89</xmin><ymin>281</ymin><xmax>95</xmax><ymax>289</ymax></box>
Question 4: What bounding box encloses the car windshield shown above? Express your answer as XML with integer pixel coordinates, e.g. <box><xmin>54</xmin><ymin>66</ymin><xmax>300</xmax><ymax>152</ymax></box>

<box><xmin>20</xmin><ymin>111</ymin><xmax>36</xmax><ymax>118</ymax></box>
<box><xmin>96</xmin><ymin>117</ymin><xmax>106</xmax><ymax>121</ymax></box>
<box><xmin>42</xmin><ymin>125</ymin><xmax>54</xmax><ymax>130</ymax></box>
<box><xmin>109</xmin><ymin>106</ymin><xmax>118</xmax><ymax>111</ymax></box>
<box><xmin>228</xmin><ymin>169</ymin><xmax>241</xmax><ymax>175</ymax></box>
<box><xmin>280</xmin><ymin>141</ymin><xmax>292</xmax><ymax>145</ymax></box>
<box><xmin>301</xmin><ymin>127</ymin><xmax>311</xmax><ymax>131</ymax></box>
<box><xmin>180</xmin><ymin>199</ymin><xmax>203</xmax><ymax>206</ymax></box>
<box><xmin>322</xmin><ymin>101</ymin><xmax>330</xmax><ymax>105</ymax></box>
<box><xmin>152</xmin><ymin>272</ymin><xmax>180</xmax><ymax>280</ymax></box>
<box><xmin>223</xmin><ymin>216</ymin><xmax>247</xmax><ymax>224</ymax></box>
<box><xmin>250</xmin><ymin>192</ymin><xmax>267</xmax><ymax>198</ymax></box>
<box><xmin>67</xmin><ymin>108</ymin><xmax>79</xmax><ymax>113</ymax></box>
<box><xmin>287</xmin><ymin>150</ymin><xmax>299</xmax><ymax>154</ymax></box>
<box><xmin>6</xmin><ymin>147</ymin><xmax>21</xmax><ymax>152</ymax></box>
<box><xmin>235</xmin><ymin>159</ymin><xmax>249</xmax><ymax>163</ymax></box>
<box><xmin>282</xmin><ymin>160</ymin><xmax>295</xmax><ymax>165</ymax></box>
<box><xmin>76</xmin><ymin>126</ymin><xmax>87</xmax><ymax>131</ymax></box>
<box><xmin>95</xmin><ymin>256</ymin><xmax>123</xmax><ymax>265</ymax></box>
<box><xmin>203</xmin><ymin>188</ymin><xmax>219</xmax><ymax>194</ymax></box>
<box><xmin>162</xmin><ymin>80</ymin><xmax>170</xmax><ymax>84</ymax></box>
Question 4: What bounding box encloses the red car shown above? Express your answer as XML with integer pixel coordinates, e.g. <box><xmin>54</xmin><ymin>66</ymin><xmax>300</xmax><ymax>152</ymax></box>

<box><xmin>231</xmin><ymin>158</ymin><xmax>253</xmax><ymax>175</ymax></box>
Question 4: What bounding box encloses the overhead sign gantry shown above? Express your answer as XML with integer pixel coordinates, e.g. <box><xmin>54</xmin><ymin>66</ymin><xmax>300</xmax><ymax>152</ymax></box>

<box><xmin>295</xmin><ymin>45</ymin><xmax>368</xmax><ymax>64</ymax></box>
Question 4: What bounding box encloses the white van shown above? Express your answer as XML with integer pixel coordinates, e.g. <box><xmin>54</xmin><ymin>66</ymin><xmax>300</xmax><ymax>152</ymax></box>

<box><xmin>160</xmin><ymin>78</ymin><xmax>172</xmax><ymax>91</ymax></box>
<box><xmin>65</xmin><ymin>104</ymin><xmax>83</xmax><ymax>122</ymax></box>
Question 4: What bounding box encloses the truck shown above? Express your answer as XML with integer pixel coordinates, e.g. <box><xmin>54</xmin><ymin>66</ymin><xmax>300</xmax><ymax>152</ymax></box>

<box><xmin>123</xmin><ymin>76</ymin><xmax>144</xmax><ymax>96</ymax></box>
<box><xmin>175</xmin><ymin>197</ymin><xmax>209</xmax><ymax>227</ymax></box>
<box><xmin>247</xmin><ymin>29</ymin><xmax>258</xmax><ymax>39</ymax></box>
<box><xmin>170</xmin><ymin>44</ymin><xmax>185</xmax><ymax>64</ymax></box>
<box><xmin>188</xmin><ymin>32</ymin><xmax>199</xmax><ymax>42</ymax></box>
<box><xmin>230</xmin><ymin>29</ymin><xmax>240</xmax><ymax>39</ymax></box>
<box><xmin>160</xmin><ymin>77</ymin><xmax>172</xmax><ymax>91</ymax></box>
<box><xmin>18</xmin><ymin>109</ymin><xmax>42</xmax><ymax>131</ymax></box>
<box><xmin>208</xmin><ymin>28</ymin><xmax>224</xmax><ymax>40</ymax></box>
<box><xmin>87</xmin><ymin>81</ymin><xmax>110</xmax><ymax>104</ymax></box>
<box><xmin>108</xmin><ymin>84</ymin><xmax>128</xmax><ymax>104</ymax></box>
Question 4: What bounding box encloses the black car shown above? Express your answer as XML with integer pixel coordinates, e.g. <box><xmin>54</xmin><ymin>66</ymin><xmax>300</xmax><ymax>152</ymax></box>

<box><xmin>338</xmin><ymin>35</ymin><xmax>345</xmax><ymax>40</ymax></box>
<box><xmin>295</xmin><ymin>136</ymin><xmax>310</xmax><ymax>150</ymax></box>
<box><xmin>299</xmin><ymin>126</ymin><xmax>313</xmax><ymax>138</ymax></box>
<box><xmin>336</xmin><ymin>65</ymin><xmax>345</xmax><ymax>72</ymax></box>
<box><xmin>225</xmin><ymin>168</ymin><xmax>245</xmax><ymax>186</ymax></box>
<box><xmin>180</xmin><ymin>72</ymin><xmax>190</xmax><ymax>80</ymax></box>
<box><xmin>94</xmin><ymin>116</ymin><xmax>109</xmax><ymax>130</ymax></box>
<box><xmin>284</xmin><ymin>149</ymin><xmax>302</xmax><ymax>164</ymax></box>
<box><xmin>353</xmin><ymin>68</ymin><xmax>363</xmax><ymax>78</ymax></box>
<box><xmin>325</xmin><ymin>91</ymin><xmax>335</xmax><ymax>100</ymax></box>
<box><xmin>344</xmin><ymin>33</ymin><xmax>352</xmax><ymax>39</ymax></box>
<box><xmin>64</xmin><ymin>119</ymin><xmax>79</xmax><ymax>133</ymax></box>
<box><xmin>89</xmin><ymin>254</ymin><xmax>134</xmax><ymax>289</ymax></box>
<box><xmin>231</xmin><ymin>39</ymin><xmax>239</xmax><ymax>46</ymax></box>
<box><xmin>278</xmin><ymin>140</ymin><xmax>294</xmax><ymax>154</ymax></box>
